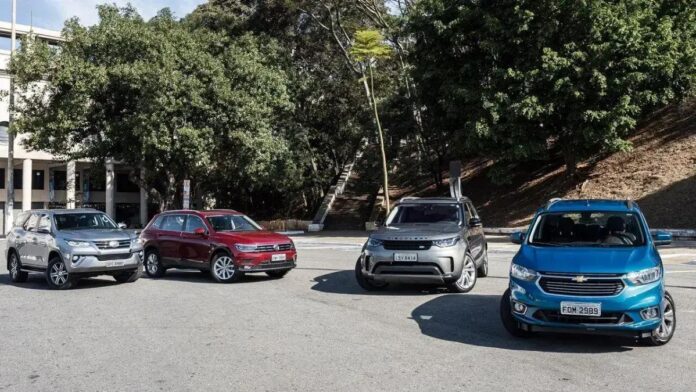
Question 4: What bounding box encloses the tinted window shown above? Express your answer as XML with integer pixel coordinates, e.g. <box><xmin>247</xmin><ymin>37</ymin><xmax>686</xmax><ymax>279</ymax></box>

<box><xmin>530</xmin><ymin>211</ymin><xmax>645</xmax><ymax>247</ymax></box>
<box><xmin>54</xmin><ymin>213</ymin><xmax>118</xmax><ymax>231</ymax></box>
<box><xmin>159</xmin><ymin>215</ymin><xmax>185</xmax><ymax>232</ymax></box>
<box><xmin>206</xmin><ymin>215</ymin><xmax>261</xmax><ymax>232</ymax></box>
<box><xmin>387</xmin><ymin>204</ymin><xmax>462</xmax><ymax>225</ymax></box>
<box><xmin>184</xmin><ymin>215</ymin><xmax>207</xmax><ymax>233</ymax></box>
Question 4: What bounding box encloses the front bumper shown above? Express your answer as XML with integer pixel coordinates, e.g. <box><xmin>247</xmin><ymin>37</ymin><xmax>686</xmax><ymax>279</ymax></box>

<box><xmin>236</xmin><ymin>251</ymin><xmax>297</xmax><ymax>273</ymax></box>
<box><xmin>66</xmin><ymin>250</ymin><xmax>143</xmax><ymax>273</ymax></box>
<box><xmin>360</xmin><ymin>245</ymin><xmax>466</xmax><ymax>284</ymax></box>
<box><xmin>509</xmin><ymin>276</ymin><xmax>664</xmax><ymax>336</ymax></box>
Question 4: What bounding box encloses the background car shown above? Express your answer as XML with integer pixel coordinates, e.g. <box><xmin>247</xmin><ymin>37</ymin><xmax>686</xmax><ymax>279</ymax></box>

<box><xmin>140</xmin><ymin>209</ymin><xmax>297</xmax><ymax>282</ymax></box>
<box><xmin>356</xmin><ymin>196</ymin><xmax>488</xmax><ymax>293</ymax></box>
<box><xmin>500</xmin><ymin>199</ymin><xmax>676</xmax><ymax>346</ymax></box>
<box><xmin>6</xmin><ymin>209</ymin><xmax>143</xmax><ymax>290</ymax></box>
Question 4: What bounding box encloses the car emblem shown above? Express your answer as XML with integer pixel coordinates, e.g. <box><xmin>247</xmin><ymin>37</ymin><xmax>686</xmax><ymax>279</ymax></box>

<box><xmin>108</xmin><ymin>240</ymin><xmax>120</xmax><ymax>248</ymax></box>
<box><xmin>572</xmin><ymin>275</ymin><xmax>588</xmax><ymax>283</ymax></box>
<box><xmin>274</xmin><ymin>244</ymin><xmax>280</xmax><ymax>251</ymax></box>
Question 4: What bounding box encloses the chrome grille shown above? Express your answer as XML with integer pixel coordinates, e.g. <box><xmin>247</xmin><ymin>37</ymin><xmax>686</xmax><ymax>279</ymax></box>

<box><xmin>94</xmin><ymin>240</ymin><xmax>131</xmax><ymax>250</ymax></box>
<box><xmin>383</xmin><ymin>240</ymin><xmax>432</xmax><ymax>251</ymax></box>
<box><xmin>539</xmin><ymin>276</ymin><xmax>624</xmax><ymax>296</ymax></box>
<box><xmin>255</xmin><ymin>243</ymin><xmax>293</xmax><ymax>252</ymax></box>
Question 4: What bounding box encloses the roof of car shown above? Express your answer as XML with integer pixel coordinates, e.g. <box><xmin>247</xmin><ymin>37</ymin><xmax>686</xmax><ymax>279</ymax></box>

<box><xmin>24</xmin><ymin>208</ymin><xmax>103</xmax><ymax>215</ymax></box>
<box><xmin>542</xmin><ymin>199</ymin><xmax>640</xmax><ymax>213</ymax></box>
<box><xmin>159</xmin><ymin>209</ymin><xmax>242</xmax><ymax>216</ymax></box>
<box><xmin>396</xmin><ymin>196</ymin><xmax>471</xmax><ymax>205</ymax></box>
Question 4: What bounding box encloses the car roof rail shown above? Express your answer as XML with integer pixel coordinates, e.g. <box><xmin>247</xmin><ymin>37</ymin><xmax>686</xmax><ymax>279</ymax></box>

<box><xmin>398</xmin><ymin>196</ymin><xmax>419</xmax><ymax>203</ymax></box>
<box><xmin>545</xmin><ymin>198</ymin><xmax>563</xmax><ymax>210</ymax></box>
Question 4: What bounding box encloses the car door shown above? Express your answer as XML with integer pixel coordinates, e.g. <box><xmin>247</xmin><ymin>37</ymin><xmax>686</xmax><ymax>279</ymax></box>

<box><xmin>33</xmin><ymin>214</ymin><xmax>54</xmax><ymax>268</ymax></box>
<box><xmin>179</xmin><ymin>214</ymin><xmax>211</xmax><ymax>268</ymax></box>
<box><xmin>156</xmin><ymin>214</ymin><xmax>185</xmax><ymax>266</ymax></box>
<box><xmin>19</xmin><ymin>213</ymin><xmax>40</xmax><ymax>267</ymax></box>
<box><xmin>464</xmin><ymin>201</ymin><xmax>485</xmax><ymax>262</ymax></box>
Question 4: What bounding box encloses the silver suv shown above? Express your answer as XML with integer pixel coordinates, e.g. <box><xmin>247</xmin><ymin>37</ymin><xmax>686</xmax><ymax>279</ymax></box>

<box><xmin>356</xmin><ymin>197</ymin><xmax>488</xmax><ymax>293</ymax></box>
<box><xmin>6</xmin><ymin>209</ymin><xmax>143</xmax><ymax>289</ymax></box>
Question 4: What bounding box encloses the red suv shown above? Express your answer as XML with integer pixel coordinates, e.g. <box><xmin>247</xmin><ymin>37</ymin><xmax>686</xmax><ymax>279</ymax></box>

<box><xmin>140</xmin><ymin>210</ymin><xmax>297</xmax><ymax>282</ymax></box>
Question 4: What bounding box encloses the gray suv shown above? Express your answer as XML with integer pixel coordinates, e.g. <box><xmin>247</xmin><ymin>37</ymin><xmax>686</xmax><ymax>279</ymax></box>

<box><xmin>6</xmin><ymin>209</ymin><xmax>143</xmax><ymax>289</ymax></box>
<box><xmin>356</xmin><ymin>197</ymin><xmax>488</xmax><ymax>293</ymax></box>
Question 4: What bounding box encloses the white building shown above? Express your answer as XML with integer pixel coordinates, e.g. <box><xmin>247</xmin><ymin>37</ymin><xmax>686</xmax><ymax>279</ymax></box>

<box><xmin>0</xmin><ymin>22</ymin><xmax>150</xmax><ymax>235</ymax></box>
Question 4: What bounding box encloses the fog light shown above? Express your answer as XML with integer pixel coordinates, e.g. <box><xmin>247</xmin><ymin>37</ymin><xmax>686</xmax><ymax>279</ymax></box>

<box><xmin>640</xmin><ymin>306</ymin><xmax>660</xmax><ymax>320</ymax></box>
<box><xmin>512</xmin><ymin>300</ymin><xmax>527</xmax><ymax>314</ymax></box>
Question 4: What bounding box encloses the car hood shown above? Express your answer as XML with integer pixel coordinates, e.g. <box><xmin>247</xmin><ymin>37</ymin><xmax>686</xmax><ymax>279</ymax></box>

<box><xmin>515</xmin><ymin>245</ymin><xmax>659</xmax><ymax>274</ymax></box>
<box><xmin>371</xmin><ymin>222</ymin><xmax>461</xmax><ymax>240</ymax></box>
<box><xmin>59</xmin><ymin>229</ymin><xmax>133</xmax><ymax>241</ymax></box>
<box><xmin>215</xmin><ymin>231</ymin><xmax>291</xmax><ymax>245</ymax></box>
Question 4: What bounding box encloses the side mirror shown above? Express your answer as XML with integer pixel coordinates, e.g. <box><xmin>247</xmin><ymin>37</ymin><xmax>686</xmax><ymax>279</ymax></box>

<box><xmin>194</xmin><ymin>227</ymin><xmax>207</xmax><ymax>237</ymax></box>
<box><xmin>653</xmin><ymin>231</ymin><xmax>672</xmax><ymax>246</ymax></box>
<box><xmin>468</xmin><ymin>217</ymin><xmax>482</xmax><ymax>227</ymax></box>
<box><xmin>510</xmin><ymin>231</ymin><xmax>526</xmax><ymax>245</ymax></box>
<box><xmin>118</xmin><ymin>223</ymin><xmax>127</xmax><ymax>230</ymax></box>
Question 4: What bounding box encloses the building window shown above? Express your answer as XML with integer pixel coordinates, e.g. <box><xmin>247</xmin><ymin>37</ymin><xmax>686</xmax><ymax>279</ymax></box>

<box><xmin>116</xmin><ymin>173</ymin><xmax>140</xmax><ymax>193</ymax></box>
<box><xmin>52</xmin><ymin>170</ymin><xmax>81</xmax><ymax>191</ymax></box>
<box><xmin>32</xmin><ymin>170</ymin><xmax>45</xmax><ymax>190</ymax></box>
<box><xmin>0</xmin><ymin>168</ymin><xmax>4</xmax><ymax>189</ymax></box>
<box><xmin>13</xmin><ymin>169</ymin><xmax>22</xmax><ymax>190</ymax></box>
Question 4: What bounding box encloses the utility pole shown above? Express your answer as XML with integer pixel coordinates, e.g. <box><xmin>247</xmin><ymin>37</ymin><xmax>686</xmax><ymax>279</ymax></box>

<box><xmin>5</xmin><ymin>0</ymin><xmax>17</xmax><ymax>234</ymax></box>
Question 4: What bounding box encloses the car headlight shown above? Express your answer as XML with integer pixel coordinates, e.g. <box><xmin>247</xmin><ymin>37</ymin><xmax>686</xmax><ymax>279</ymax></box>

<box><xmin>67</xmin><ymin>240</ymin><xmax>91</xmax><ymax>248</ymax></box>
<box><xmin>510</xmin><ymin>263</ymin><xmax>538</xmax><ymax>281</ymax></box>
<box><xmin>235</xmin><ymin>244</ymin><xmax>257</xmax><ymax>252</ymax></box>
<box><xmin>366</xmin><ymin>238</ymin><xmax>383</xmax><ymax>248</ymax></box>
<box><xmin>626</xmin><ymin>267</ymin><xmax>661</xmax><ymax>285</ymax></box>
<box><xmin>432</xmin><ymin>236</ymin><xmax>459</xmax><ymax>247</ymax></box>
<box><xmin>132</xmin><ymin>238</ymin><xmax>145</xmax><ymax>246</ymax></box>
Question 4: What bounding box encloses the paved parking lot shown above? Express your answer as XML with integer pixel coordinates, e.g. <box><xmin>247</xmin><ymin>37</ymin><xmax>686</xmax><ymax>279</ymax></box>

<box><xmin>1</xmin><ymin>234</ymin><xmax>695</xmax><ymax>391</ymax></box>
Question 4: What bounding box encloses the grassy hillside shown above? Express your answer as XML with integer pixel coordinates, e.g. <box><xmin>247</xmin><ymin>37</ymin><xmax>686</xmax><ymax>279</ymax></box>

<box><xmin>392</xmin><ymin>101</ymin><xmax>696</xmax><ymax>228</ymax></box>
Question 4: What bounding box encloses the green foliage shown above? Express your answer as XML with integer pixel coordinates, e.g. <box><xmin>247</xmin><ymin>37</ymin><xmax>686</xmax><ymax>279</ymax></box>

<box><xmin>350</xmin><ymin>30</ymin><xmax>393</xmax><ymax>62</ymax></box>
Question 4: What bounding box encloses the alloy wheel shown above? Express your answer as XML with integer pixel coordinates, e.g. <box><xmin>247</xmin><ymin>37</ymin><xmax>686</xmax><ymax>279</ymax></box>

<box><xmin>457</xmin><ymin>257</ymin><xmax>476</xmax><ymax>289</ymax></box>
<box><xmin>214</xmin><ymin>256</ymin><xmax>235</xmax><ymax>280</ymax></box>
<box><xmin>9</xmin><ymin>255</ymin><xmax>18</xmax><ymax>279</ymax></box>
<box><xmin>50</xmin><ymin>262</ymin><xmax>69</xmax><ymax>286</ymax></box>
<box><xmin>146</xmin><ymin>253</ymin><xmax>159</xmax><ymax>274</ymax></box>
<box><xmin>655</xmin><ymin>296</ymin><xmax>675</xmax><ymax>340</ymax></box>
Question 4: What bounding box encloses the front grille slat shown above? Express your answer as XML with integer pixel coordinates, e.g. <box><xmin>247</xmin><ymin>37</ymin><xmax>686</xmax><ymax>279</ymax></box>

<box><xmin>255</xmin><ymin>243</ymin><xmax>293</xmax><ymax>252</ymax></box>
<box><xmin>94</xmin><ymin>240</ymin><xmax>131</xmax><ymax>250</ymax></box>
<box><xmin>535</xmin><ymin>310</ymin><xmax>628</xmax><ymax>325</ymax></box>
<box><xmin>539</xmin><ymin>276</ymin><xmax>624</xmax><ymax>296</ymax></box>
<box><xmin>383</xmin><ymin>240</ymin><xmax>432</xmax><ymax>251</ymax></box>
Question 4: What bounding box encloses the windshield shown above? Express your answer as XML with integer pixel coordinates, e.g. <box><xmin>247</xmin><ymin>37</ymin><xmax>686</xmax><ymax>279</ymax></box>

<box><xmin>54</xmin><ymin>213</ymin><xmax>118</xmax><ymax>231</ymax></box>
<box><xmin>529</xmin><ymin>211</ymin><xmax>646</xmax><ymax>247</ymax></box>
<box><xmin>386</xmin><ymin>203</ymin><xmax>462</xmax><ymax>225</ymax></box>
<box><xmin>206</xmin><ymin>215</ymin><xmax>262</xmax><ymax>232</ymax></box>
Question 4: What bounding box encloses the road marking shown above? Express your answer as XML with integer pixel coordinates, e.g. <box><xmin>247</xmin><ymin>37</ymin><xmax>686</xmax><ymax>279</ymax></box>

<box><xmin>661</xmin><ymin>253</ymin><xmax>696</xmax><ymax>259</ymax></box>
<box><xmin>665</xmin><ymin>270</ymin><xmax>696</xmax><ymax>274</ymax></box>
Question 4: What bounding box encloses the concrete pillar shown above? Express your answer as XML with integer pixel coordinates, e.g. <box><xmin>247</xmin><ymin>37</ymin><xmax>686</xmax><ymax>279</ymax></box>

<box><xmin>105</xmin><ymin>159</ymin><xmax>115</xmax><ymax>218</ymax></box>
<box><xmin>66</xmin><ymin>161</ymin><xmax>76</xmax><ymax>209</ymax></box>
<box><xmin>22</xmin><ymin>159</ymin><xmax>32</xmax><ymax>211</ymax></box>
<box><xmin>139</xmin><ymin>168</ymin><xmax>148</xmax><ymax>227</ymax></box>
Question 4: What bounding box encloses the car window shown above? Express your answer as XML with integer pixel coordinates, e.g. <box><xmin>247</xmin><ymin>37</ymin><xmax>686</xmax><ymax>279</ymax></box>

<box><xmin>160</xmin><ymin>215</ymin><xmax>186</xmax><ymax>232</ymax></box>
<box><xmin>529</xmin><ymin>211</ymin><xmax>645</xmax><ymax>247</ymax></box>
<box><xmin>184</xmin><ymin>215</ymin><xmax>207</xmax><ymax>233</ymax></box>
<box><xmin>54</xmin><ymin>213</ymin><xmax>118</xmax><ymax>230</ymax></box>
<box><xmin>206</xmin><ymin>215</ymin><xmax>261</xmax><ymax>232</ymax></box>
<box><xmin>386</xmin><ymin>204</ymin><xmax>462</xmax><ymax>225</ymax></box>
<box><xmin>24</xmin><ymin>214</ymin><xmax>40</xmax><ymax>231</ymax></box>
<box><xmin>37</xmin><ymin>215</ymin><xmax>52</xmax><ymax>232</ymax></box>
<box><xmin>14</xmin><ymin>212</ymin><xmax>30</xmax><ymax>228</ymax></box>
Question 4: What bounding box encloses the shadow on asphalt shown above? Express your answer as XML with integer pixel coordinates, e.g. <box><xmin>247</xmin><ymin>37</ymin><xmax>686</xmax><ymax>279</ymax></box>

<box><xmin>311</xmin><ymin>270</ymin><xmax>450</xmax><ymax>296</ymax></box>
<box><xmin>141</xmin><ymin>269</ymin><xmax>280</xmax><ymax>285</ymax></box>
<box><xmin>0</xmin><ymin>273</ymin><xmax>121</xmax><ymax>290</ymax></box>
<box><xmin>411</xmin><ymin>294</ymin><xmax>638</xmax><ymax>353</ymax></box>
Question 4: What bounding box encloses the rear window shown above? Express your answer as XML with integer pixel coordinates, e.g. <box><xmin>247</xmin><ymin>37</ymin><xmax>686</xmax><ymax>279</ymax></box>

<box><xmin>529</xmin><ymin>211</ymin><xmax>645</xmax><ymax>247</ymax></box>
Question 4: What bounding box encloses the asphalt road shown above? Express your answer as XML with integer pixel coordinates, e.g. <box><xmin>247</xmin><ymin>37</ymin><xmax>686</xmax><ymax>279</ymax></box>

<box><xmin>1</xmin><ymin>235</ymin><xmax>695</xmax><ymax>391</ymax></box>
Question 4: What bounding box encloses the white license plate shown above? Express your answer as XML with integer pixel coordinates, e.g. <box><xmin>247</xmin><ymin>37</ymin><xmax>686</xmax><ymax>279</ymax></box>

<box><xmin>106</xmin><ymin>260</ymin><xmax>126</xmax><ymax>267</ymax></box>
<box><xmin>560</xmin><ymin>302</ymin><xmax>601</xmax><ymax>316</ymax></box>
<box><xmin>394</xmin><ymin>253</ymin><xmax>418</xmax><ymax>262</ymax></box>
<box><xmin>271</xmin><ymin>254</ymin><xmax>286</xmax><ymax>262</ymax></box>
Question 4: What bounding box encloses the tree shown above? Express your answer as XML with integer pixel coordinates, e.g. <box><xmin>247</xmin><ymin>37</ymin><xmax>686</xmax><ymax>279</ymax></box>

<box><xmin>350</xmin><ymin>29</ymin><xmax>393</xmax><ymax>212</ymax></box>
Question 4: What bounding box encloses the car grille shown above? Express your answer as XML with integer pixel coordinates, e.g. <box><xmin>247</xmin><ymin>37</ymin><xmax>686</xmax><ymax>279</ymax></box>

<box><xmin>539</xmin><ymin>276</ymin><xmax>625</xmax><ymax>296</ymax></box>
<box><xmin>94</xmin><ymin>240</ymin><xmax>131</xmax><ymax>250</ymax></box>
<box><xmin>534</xmin><ymin>310</ymin><xmax>632</xmax><ymax>325</ymax></box>
<box><xmin>382</xmin><ymin>240</ymin><xmax>432</xmax><ymax>251</ymax></box>
<box><xmin>96</xmin><ymin>253</ymin><xmax>133</xmax><ymax>261</ymax></box>
<box><xmin>255</xmin><ymin>243</ymin><xmax>293</xmax><ymax>252</ymax></box>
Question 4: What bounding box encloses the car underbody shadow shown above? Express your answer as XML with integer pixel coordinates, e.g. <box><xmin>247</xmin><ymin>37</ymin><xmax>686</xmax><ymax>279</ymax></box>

<box><xmin>411</xmin><ymin>294</ymin><xmax>638</xmax><ymax>353</ymax></box>
<box><xmin>0</xmin><ymin>272</ymin><xmax>121</xmax><ymax>290</ymax></box>
<box><xmin>142</xmin><ymin>268</ymin><xmax>281</xmax><ymax>284</ymax></box>
<box><xmin>311</xmin><ymin>270</ymin><xmax>452</xmax><ymax>296</ymax></box>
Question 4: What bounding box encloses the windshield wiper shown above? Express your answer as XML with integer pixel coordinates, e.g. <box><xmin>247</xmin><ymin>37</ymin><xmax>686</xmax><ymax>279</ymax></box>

<box><xmin>530</xmin><ymin>241</ymin><xmax>564</xmax><ymax>247</ymax></box>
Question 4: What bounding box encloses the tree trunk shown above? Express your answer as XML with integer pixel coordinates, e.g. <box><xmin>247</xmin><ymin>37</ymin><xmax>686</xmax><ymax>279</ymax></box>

<box><xmin>563</xmin><ymin>148</ymin><xmax>577</xmax><ymax>177</ymax></box>
<box><xmin>367</xmin><ymin>62</ymin><xmax>390</xmax><ymax>214</ymax></box>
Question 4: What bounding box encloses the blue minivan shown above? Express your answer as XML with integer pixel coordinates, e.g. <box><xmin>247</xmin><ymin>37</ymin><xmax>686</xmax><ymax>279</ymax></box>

<box><xmin>500</xmin><ymin>199</ymin><xmax>676</xmax><ymax>345</ymax></box>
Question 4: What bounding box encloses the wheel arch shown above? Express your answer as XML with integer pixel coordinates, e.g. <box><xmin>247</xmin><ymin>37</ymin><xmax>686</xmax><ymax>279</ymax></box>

<box><xmin>209</xmin><ymin>246</ymin><xmax>233</xmax><ymax>263</ymax></box>
<box><xmin>48</xmin><ymin>250</ymin><xmax>64</xmax><ymax>263</ymax></box>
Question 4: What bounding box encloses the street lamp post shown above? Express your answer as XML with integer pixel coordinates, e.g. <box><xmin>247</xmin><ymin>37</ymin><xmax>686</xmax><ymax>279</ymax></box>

<box><xmin>4</xmin><ymin>0</ymin><xmax>17</xmax><ymax>234</ymax></box>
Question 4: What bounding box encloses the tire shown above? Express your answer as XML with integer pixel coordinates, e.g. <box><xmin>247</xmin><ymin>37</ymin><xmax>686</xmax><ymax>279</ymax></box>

<box><xmin>144</xmin><ymin>249</ymin><xmax>166</xmax><ymax>278</ymax></box>
<box><xmin>210</xmin><ymin>253</ymin><xmax>242</xmax><ymax>283</ymax></box>
<box><xmin>113</xmin><ymin>269</ymin><xmax>140</xmax><ymax>283</ymax></box>
<box><xmin>8</xmin><ymin>251</ymin><xmax>28</xmax><ymax>283</ymax></box>
<box><xmin>500</xmin><ymin>288</ymin><xmax>533</xmax><ymax>338</ymax></box>
<box><xmin>447</xmin><ymin>253</ymin><xmax>477</xmax><ymax>293</ymax></box>
<box><xmin>477</xmin><ymin>248</ymin><xmax>489</xmax><ymax>278</ymax></box>
<box><xmin>642</xmin><ymin>291</ymin><xmax>676</xmax><ymax>346</ymax></box>
<box><xmin>45</xmin><ymin>257</ymin><xmax>74</xmax><ymax>290</ymax></box>
<box><xmin>354</xmin><ymin>258</ymin><xmax>387</xmax><ymax>291</ymax></box>
<box><xmin>266</xmin><ymin>269</ymin><xmax>290</xmax><ymax>279</ymax></box>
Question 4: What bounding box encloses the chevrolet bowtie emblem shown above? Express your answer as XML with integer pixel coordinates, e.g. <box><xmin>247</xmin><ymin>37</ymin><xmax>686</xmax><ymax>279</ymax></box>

<box><xmin>572</xmin><ymin>275</ymin><xmax>588</xmax><ymax>283</ymax></box>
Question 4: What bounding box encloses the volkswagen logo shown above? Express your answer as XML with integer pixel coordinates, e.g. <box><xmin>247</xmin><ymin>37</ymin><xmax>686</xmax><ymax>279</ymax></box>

<box><xmin>572</xmin><ymin>275</ymin><xmax>588</xmax><ymax>283</ymax></box>
<box><xmin>108</xmin><ymin>240</ymin><xmax>120</xmax><ymax>248</ymax></box>
<box><xmin>273</xmin><ymin>244</ymin><xmax>280</xmax><ymax>251</ymax></box>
